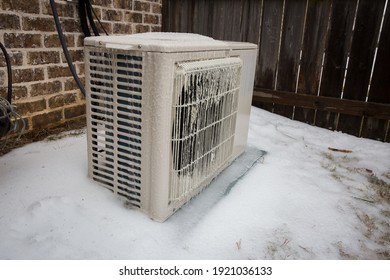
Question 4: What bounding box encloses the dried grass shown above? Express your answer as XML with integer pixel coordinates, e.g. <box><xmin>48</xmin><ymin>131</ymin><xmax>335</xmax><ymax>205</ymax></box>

<box><xmin>0</xmin><ymin>117</ymin><xmax>86</xmax><ymax>156</ymax></box>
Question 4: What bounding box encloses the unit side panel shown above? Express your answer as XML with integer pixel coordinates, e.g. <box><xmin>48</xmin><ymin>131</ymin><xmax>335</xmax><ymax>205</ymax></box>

<box><xmin>230</xmin><ymin>48</ymin><xmax>258</xmax><ymax>157</ymax></box>
<box><xmin>142</xmin><ymin>52</ymin><xmax>177</xmax><ymax>221</ymax></box>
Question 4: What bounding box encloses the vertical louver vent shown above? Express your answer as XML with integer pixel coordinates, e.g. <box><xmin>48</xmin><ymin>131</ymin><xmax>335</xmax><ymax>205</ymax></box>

<box><xmin>170</xmin><ymin>57</ymin><xmax>242</xmax><ymax>202</ymax></box>
<box><xmin>88</xmin><ymin>49</ymin><xmax>143</xmax><ymax>207</ymax></box>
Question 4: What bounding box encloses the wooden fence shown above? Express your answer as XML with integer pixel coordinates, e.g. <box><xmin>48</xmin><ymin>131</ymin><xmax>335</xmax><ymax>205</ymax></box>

<box><xmin>162</xmin><ymin>0</ymin><xmax>390</xmax><ymax>142</ymax></box>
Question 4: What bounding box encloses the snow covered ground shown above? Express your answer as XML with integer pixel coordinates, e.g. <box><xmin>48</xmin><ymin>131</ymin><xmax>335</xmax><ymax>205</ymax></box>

<box><xmin>0</xmin><ymin>107</ymin><xmax>389</xmax><ymax>259</ymax></box>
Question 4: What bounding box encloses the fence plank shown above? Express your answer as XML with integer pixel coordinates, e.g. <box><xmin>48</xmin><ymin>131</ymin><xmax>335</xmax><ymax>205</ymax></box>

<box><xmin>199</xmin><ymin>0</ymin><xmax>211</xmax><ymax>36</ymax></box>
<box><xmin>274</xmin><ymin>0</ymin><xmax>307</xmax><ymax>118</ymax></box>
<box><xmin>184</xmin><ymin>0</ymin><xmax>194</xmax><ymax>33</ymax></box>
<box><xmin>210</xmin><ymin>1</ymin><xmax>225</xmax><ymax>40</ymax></box>
<box><xmin>295</xmin><ymin>0</ymin><xmax>331</xmax><ymax>124</ymax></box>
<box><xmin>362</xmin><ymin>1</ymin><xmax>390</xmax><ymax>142</ymax></box>
<box><xmin>255</xmin><ymin>0</ymin><xmax>284</xmax><ymax>90</ymax></box>
<box><xmin>244</xmin><ymin>0</ymin><xmax>266</xmax><ymax>110</ymax></box>
<box><xmin>338</xmin><ymin>0</ymin><xmax>386</xmax><ymax>137</ymax></box>
<box><xmin>240</xmin><ymin>0</ymin><xmax>263</xmax><ymax>44</ymax></box>
<box><xmin>225</xmin><ymin>0</ymin><xmax>243</xmax><ymax>41</ymax></box>
<box><xmin>190</xmin><ymin>0</ymin><xmax>199</xmax><ymax>33</ymax></box>
<box><xmin>254</xmin><ymin>0</ymin><xmax>284</xmax><ymax>112</ymax></box>
<box><xmin>161</xmin><ymin>0</ymin><xmax>170</xmax><ymax>31</ymax></box>
<box><xmin>317</xmin><ymin>0</ymin><xmax>357</xmax><ymax>130</ymax></box>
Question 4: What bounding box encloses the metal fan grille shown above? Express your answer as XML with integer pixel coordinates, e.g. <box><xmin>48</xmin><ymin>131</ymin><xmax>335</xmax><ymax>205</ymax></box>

<box><xmin>170</xmin><ymin>57</ymin><xmax>242</xmax><ymax>202</ymax></box>
<box><xmin>88</xmin><ymin>49</ymin><xmax>143</xmax><ymax>207</ymax></box>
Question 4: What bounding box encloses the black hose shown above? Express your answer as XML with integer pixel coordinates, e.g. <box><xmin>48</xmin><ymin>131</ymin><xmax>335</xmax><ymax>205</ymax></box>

<box><xmin>85</xmin><ymin>0</ymin><xmax>100</xmax><ymax>36</ymax></box>
<box><xmin>90</xmin><ymin>1</ymin><xmax>109</xmax><ymax>35</ymax></box>
<box><xmin>50</xmin><ymin>0</ymin><xmax>86</xmax><ymax>96</ymax></box>
<box><xmin>0</xmin><ymin>42</ymin><xmax>13</xmax><ymax>103</ymax></box>
<box><xmin>78</xmin><ymin>0</ymin><xmax>91</xmax><ymax>37</ymax></box>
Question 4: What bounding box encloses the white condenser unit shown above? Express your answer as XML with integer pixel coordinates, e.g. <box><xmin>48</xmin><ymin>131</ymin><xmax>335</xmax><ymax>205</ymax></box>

<box><xmin>84</xmin><ymin>33</ymin><xmax>257</xmax><ymax>222</ymax></box>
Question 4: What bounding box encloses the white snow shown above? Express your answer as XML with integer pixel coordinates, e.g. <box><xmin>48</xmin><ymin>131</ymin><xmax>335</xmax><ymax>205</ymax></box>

<box><xmin>0</xmin><ymin>107</ymin><xmax>389</xmax><ymax>259</ymax></box>
<box><xmin>84</xmin><ymin>32</ymin><xmax>255</xmax><ymax>52</ymax></box>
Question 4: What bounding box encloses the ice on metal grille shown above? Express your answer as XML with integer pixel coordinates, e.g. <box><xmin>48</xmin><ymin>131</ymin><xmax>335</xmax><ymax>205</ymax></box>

<box><xmin>170</xmin><ymin>57</ymin><xmax>243</xmax><ymax>202</ymax></box>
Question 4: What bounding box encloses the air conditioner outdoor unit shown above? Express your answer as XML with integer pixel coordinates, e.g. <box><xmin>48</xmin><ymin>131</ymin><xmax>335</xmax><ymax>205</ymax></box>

<box><xmin>84</xmin><ymin>33</ymin><xmax>257</xmax><ymax>222</ymax></box>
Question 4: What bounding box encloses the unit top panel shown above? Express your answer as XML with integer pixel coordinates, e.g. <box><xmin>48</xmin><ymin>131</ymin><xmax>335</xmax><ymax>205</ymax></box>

<box><xmin>84</xmin><ymin>32</ymin><xmax>257</xmax><ymax>53</ymax></box>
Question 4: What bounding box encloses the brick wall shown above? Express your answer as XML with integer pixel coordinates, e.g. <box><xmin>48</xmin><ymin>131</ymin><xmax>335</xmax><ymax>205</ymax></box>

<box><xmin>0</xmin><ymin>0</ymin><xmax>162</xmax><ymax>134</ymax></box>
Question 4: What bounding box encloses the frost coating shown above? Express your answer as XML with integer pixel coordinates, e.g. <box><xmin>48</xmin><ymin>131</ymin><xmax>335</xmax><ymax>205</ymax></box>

<box><xmin>84</xmin><ymin>33</ymin><xmax>231</xmax><ymax>52</ymax></box>
<box><xmin>171</xmin><ymin>57</ymin><xmax>242</xmax><ymax>202</ymax></box>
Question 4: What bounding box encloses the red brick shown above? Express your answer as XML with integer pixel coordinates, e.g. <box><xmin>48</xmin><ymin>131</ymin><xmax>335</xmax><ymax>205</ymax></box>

<box><xmin>134</xmin><ymin>1</ymin><xmax>150</xmax><ymax>12</ymax></box>
<box><xmin>12</xmin><ymin>68</ymin><xmax>45</xmax><ymax>84</ymax></box>
<box><xmin>125</xmin><ymin>12</ymin><xmax>142</xmax><ymax>23</ymax></box>
<box><xmin>135</xmin><ymin>24</ymin><xmax>150</xmax><ymax>33</ymax></box>
<box><xmin>76</xmin><ymin>34</ymin><xmax>86</xmax><ymax>47</ymax></box>
<box><xmin>151</xmin><ymin>25</ymin><xmax>161</xmax><ymax>32</ymax></box>
<box><xmin>65</xmin><ymin>77</ymin><xmax>85</xmax><ymax>91</ymax></box>
<box><xmin>44</xmin><ymin>34</ymin><xmax>75</xmax><ymax>48</ymax></box>
<box><xmin>42</xmin><ymin>1</ymin><xmax>75</xmax><ymax>17</ymax></box>
<box><xmin>0</xmin><ymin>14</ymin><xmax>20</xmax><ymax>30</ymax></box>
<box><xmin>14</xmin><ymin>86</ymin><xmax>28</xmax><ymax>99</ymax></box>
<box><xmin>30</xmin><ymin>81</ymin><xmax>62</xmax><ymax>97</ymax></box>
<box><xmin>61</xmin><ymin>50</ymin><xmax>84</xmax><ymax>63</ymax></box>
<box><xmin>113</xmin><ymin>0</ymin><xmax>132</xmax><ymax>9</ymax></box>
<box><xmin>144</xmin><ymin>14</ymin><xmax>159</xmax><ymax>25</ymax></box>
<box><xmin>152</xmin><ymin>3</ymin><xmax>161</xmax><ymax>14</ymax></box>
<box><xmin>98</xmin><ymin>22</ymin><xmax>113</xmax><ymax>35</ymax></box>
<box><xmin>1</xmin><ymin>0</ymin><xmax>40</xmax><ymax>14</ymax></box>
<box><xmin>93</xmin><ymin>0</ymin><xmax>113</xmax><ymax>6</ymax></box>
<box><xmin>48</xmin><ymin>93</ymin><xmax>77</xmax><ymax>109</ymax></box>
<box><xmin>14</xmin><ymin>99</ymin><xmax>46</xmax><ymax>115</ymax></box>
<box><xmin>64</xmin><ymin>104</ymin><xmax>86</xmax><ymax>119</ymax></box>
<box><xmin>32</xmin><ymin>110</ymin><xmax>63</xmax><ymax>129</ymax></box>
<box><xmin>92</xmin><ymin>7</ymin><xmax>103</xmax><ymax>19</ymax></box>
<box><xmin>48</xmin><ymin>66</ymin><xmax>72</xmax><ymax>79</ymax></box>
<box><xmin>4</xmin><ymin>33</ymin><xmax>41</xmax><ymax>48</ymax></box>
<box><xmin>103</xmin><ymin>9</ymin><xmax>123</xmax><ymax>21</ymax></box>
<box><xmin>22</xmin><ymin>17</ymin><xmax>56</xmax><ymax>32</ymax></box>
<box><xmin>0</xmin><ymin>70</ymin><xmax>5</xmax><ymax>87</ymax></box>
<box><xmin>113</xmin><ymin>23</ymin><xmax>132</xmax><ymax>34</ymax></box>
<box><xmin>77</xmin><ymin>63</ymin><xmax>85</xmax><ymax>76</ymax></box>
<box><xmin>0</xmin><ymin>51</ymin><xmax>23</xmax><ymax>67</ymax></box>
<box><xmin>0</xmin><ymin>86</ymin><xmax>28</xmax><ymax>100</ymax></box>
<box><xmin>58</xmin><ymin>19</ymin><xmax>82</xmax><ymax>33</ymax></box>
<box><xmin>28</xmin><ymin>51</ymin><xmax>60</xmax><ymax>65</ymax></box>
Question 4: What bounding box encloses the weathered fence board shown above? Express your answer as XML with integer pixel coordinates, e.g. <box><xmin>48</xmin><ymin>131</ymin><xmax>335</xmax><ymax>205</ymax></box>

<box><xmin>256</xmin><ymin>0</ymin><xmax>284</xmax><ymax>90</ymax></box>
<box><xmin>274</xmin><ymin>0</ymin><xmax>307</xmax><ymax>118</ymax></box>
<box><xmin>162</xmin><ymin>0</ymin><xmax>390</xmax><ymax>142</ymax></box>
<box><xmin>363</xmin><ymin>1</ymin><xmax>390</xmax><ymax>141</ymax></box>
<box><xmin>240</xmin><ymin>0</ymin><xmax>263</xmax><ymax>44</ymax></box>
<box><xmin>295</xmin><ymin>1</ymin><xmax>331</xmax><ymax>125</ymax></box>
<box><xmin>317</xmin><ymin>0</ymin><xmax>357</xmax><ymax>131</ymax></box>
<box><xmin>338</xmin><ymin>0</ymin><xmax>386</xmax><ymax>137</ymax></box>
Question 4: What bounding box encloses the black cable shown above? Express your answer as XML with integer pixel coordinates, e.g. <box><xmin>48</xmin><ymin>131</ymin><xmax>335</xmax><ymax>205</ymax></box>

<box><xmin>0</xmin><ymin>42</ymin><xmax>13</xmax><ymax>103</ymax></box>
<box><xmin>0</xmin><ymin>43</ymin><xmax>26</xmax><ymax>139</ymax></box>
<box><xmin>90</xmin><ymin>0</ymin><xmax>109</xmax><ymax>35</ymax></box>
<box><xmin>85</xmin><ymin>0</ymin><xmax>100</xmax><ymax>36</ymax></box>
<box><xmin>0</xmin><ymin>43</ymin><xmax>14</xmax><ymax>137</ymax></box>
<box><xmin>78</xmin><ymin>0</ymin><xmax>91</xmax><ymax>37</ymax></box>
<box><xmin>50</xmin><ymin>0</ymin><xmax>86</xmax><ymax>96</ymax></box>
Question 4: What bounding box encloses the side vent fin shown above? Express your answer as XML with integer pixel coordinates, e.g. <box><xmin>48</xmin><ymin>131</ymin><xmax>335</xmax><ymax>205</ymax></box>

<box><xmin>88</xmin><ymin>49</ymin><xmax>143</xmax><ymax>208</ymax></box>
